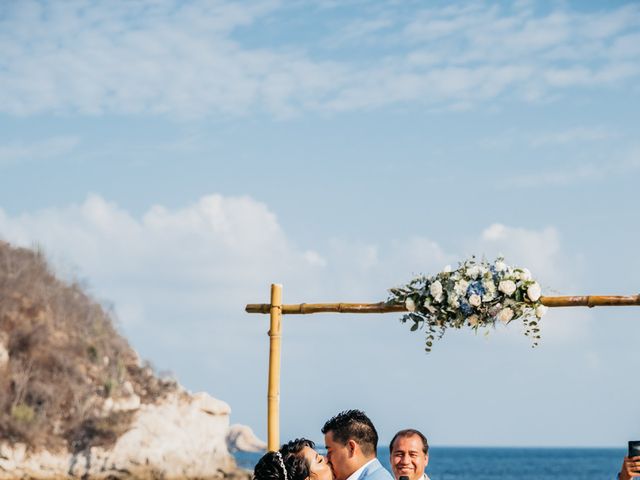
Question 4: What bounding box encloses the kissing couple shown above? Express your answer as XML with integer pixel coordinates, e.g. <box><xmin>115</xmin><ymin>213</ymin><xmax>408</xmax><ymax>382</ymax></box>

<box><xmin>254</xmin><ymin>409</ymin><xmax>426</xmax><ymax>480</ymax></box>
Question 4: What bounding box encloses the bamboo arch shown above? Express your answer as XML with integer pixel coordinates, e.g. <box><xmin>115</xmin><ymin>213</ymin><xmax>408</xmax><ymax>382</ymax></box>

<box><xmin>245</xmin><ymin>285</ymin><xmax>640</xmax><ymax>451</ymax></box>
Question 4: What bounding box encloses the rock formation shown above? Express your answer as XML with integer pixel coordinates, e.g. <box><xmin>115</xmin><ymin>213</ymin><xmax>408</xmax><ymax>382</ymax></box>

<box><xmin>227</xmin><ymin>424</ymin><xmax>267</xmax><ymax>453</ymax></box>
<box><xmin>0</xmin><ymin>241</ymin><xmax>261</xmax><ymax>479</ymax></box>
<box><xmin>0</xmin><ymin>390</ymin><xmax>248</xmax><ymax>479</ymax></box>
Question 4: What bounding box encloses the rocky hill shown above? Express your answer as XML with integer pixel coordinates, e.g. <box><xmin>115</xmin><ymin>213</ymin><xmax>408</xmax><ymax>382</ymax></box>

<box><xmin>0</xmin><ymin>241</ymin><xmax>264</xmax><ymax>479</ymax></box>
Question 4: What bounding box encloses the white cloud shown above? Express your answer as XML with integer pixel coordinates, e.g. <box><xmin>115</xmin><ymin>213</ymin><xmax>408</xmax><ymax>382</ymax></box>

<box><xmin>3</xmin><ymin>194</ymin><xmax>621</xmax><ymax>444</ymax></box>
<box><xmin>475</xmin><ymin>223</ymin><xmax>593</xmax><ymax>343</ymax></box>
<box><xmin>0</xmin><ymin>136</ymin><xmax>79</xmax><ymax>166</ymax></box>
<box><xmin>529</xmin><ymin>126</ymin><xmax>619</xmax><ymax>147</ymax></box>
<box><xmin>0</xmin><ymin>195</ymin><xmax>583</xmax><ymax>349</ymax></box>
<box><xmin>326</xmin><ymin>17</ymin><xmax>394</xmax><ymax>47</ymax></box>
<box><xmin>478</xmin><ymin>223</ymin><xmax>563</xmax><ymax>285</ymax></box>
<box><xmin>504</xmin><ymin>146</ymin><xmax>640</xmax><ymax>187</ymax></box>
<box><xmin>508</xmin><ymin>166</ymin><xmax>601</xmax><ymax>187</ymax></box>
<box><xmin>612</xmin><ymin>32</ymin><xmax>640</xmax><ymax>58</ymax></box>
<box><xmin>0</xmin><ymin>194</ymin><xmax>324</xmax><ymax>313</ymax></box>
<box><xmin>0</xmin><ymin>1</ymin><xmax>638</xmax><ymax>116</ymax></box>
<box><xmin>480</xmin><ymin>125</ymin><xmax>623</xmax><ymax>151</ymax></box>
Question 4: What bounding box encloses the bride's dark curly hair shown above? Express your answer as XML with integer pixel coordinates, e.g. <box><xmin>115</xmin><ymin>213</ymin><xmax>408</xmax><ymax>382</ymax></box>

<box><xmin>254</xmin><ymin>438</ymin><xmax>316</xmax><ymax>480</ymax></box>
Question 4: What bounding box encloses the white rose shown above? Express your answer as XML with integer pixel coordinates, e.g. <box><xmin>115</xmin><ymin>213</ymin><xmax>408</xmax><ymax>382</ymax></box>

<box><xmin>448</xmin><ymin>295</ymin><xmax>460</xmax><ymax>308</ymax></box>
<box><xmin>483</xmin><ymin>278</ymin><xmax>496</xmax><ymax>292</ymax></box>
<box><xmin>469</xmin><ymin>294</ymin><xmax>481</xmax><ymax>307</ymax></box>
<box><xmin>527</xmin><ymin>282</ymin><xmax>541</xmax><ymax>302</ymax></box>
<box><xmin>454</xmin><ymin>280</ymin><xmax>469</xmax><ymax>296</ymax></box>
<box><xmin>467</xmin><ymin>265</ymin><xmax>481</xmax><ymax>279</ymax></box>
<box><xmin>430</xmin><ymin>281</ymin><xmax>443</xmax><ymax>302</ymax></box>
<box><xmin>468</xmin><ymin>314</ymin><xmax>479</xmax><ymax>326</ymax></box>
<box><xmin>443</xmin><ymin>264</ymin><xmax>452</xmax><ymax>273</ymax></box>
<box><xmin>498</xmin><ymin>280</ymin><xmax>516</xmax><ymax>296</ymax></box>
<box><xmin>521</xmin><ymin>268</ymin><xmax>532</xmax><ymax>281</ymax></box>
<box><xmin>497</xmin><ymin>307</ymin><xmax>514</xmax><ymax>323</ymax></box>
<box><xmin>495</xmin><ymin>260</ymin><xmax>506</xmax><ymax>272</ymax></box>
<box><xmin>482</xmin><ymin>291</ymin><xmax>495</xmax><ymax>302</ymax></box>
<box><xmin>535</xmin><ymin>305</ymin><xmax>548</xmax><ymax>318</ymax></box>
<box><xmin>405</xmin><ymin>298</ymin><xmax>416</xmax><ymax>312</ymax></box>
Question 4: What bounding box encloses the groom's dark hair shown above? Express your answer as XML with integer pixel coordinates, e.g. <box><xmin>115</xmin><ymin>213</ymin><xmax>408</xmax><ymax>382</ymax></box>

<box><xmin>322</xmin><ymin>409</ymin><xmax>378</xmax><ymax>456</ymax></box>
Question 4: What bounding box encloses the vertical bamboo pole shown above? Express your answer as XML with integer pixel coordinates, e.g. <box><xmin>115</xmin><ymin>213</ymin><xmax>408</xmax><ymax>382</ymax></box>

<box><xmin>267</xmin><ymin>284</ymin><xmax>283</xmax><ymax>451</ymax></box>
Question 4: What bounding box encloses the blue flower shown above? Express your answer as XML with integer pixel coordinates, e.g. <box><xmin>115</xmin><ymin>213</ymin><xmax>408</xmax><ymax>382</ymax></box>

<box><xmin>466</xmin><ymin>280</ymin><xmax>485</xmax><ymax>297</ymax></box>
<box><xmin>459</xmin><ymin>300</ymin><xmax>473</xmax><ymax>316</ymax></box>
<box><xmin>489</xmin><ymin>266</ymin><xmax>500</xmax><ymax>282</ymax></box>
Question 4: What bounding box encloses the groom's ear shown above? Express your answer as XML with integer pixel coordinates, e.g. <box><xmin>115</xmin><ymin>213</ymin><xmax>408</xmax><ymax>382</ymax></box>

<box><xmin>347</xmin><ymin>439</ymin><xmax>357</xmax><ymax>457</ymax></box>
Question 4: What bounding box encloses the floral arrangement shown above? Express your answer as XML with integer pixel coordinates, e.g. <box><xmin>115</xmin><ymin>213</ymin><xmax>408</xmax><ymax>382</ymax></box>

<box><xmin>387</xmin><ymin>257</ymin><xmax>547</xmax><ymax>352</ymax></box>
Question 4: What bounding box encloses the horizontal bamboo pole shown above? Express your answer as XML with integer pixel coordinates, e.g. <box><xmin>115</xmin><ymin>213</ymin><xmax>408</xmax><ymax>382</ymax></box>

<box><xmin>540</xmin><ymin>295</ymin><xmax>640</xmax><ymax>307</ymax></box>
<box><xmin>245</xmin><ymin>295</ymin><xmax>640</xmax><ymax>314</ymax></box>
<box><xmin>246</xmin><ymin>302</ymin><xmax>405</xmax><ymax>314</ymax></box>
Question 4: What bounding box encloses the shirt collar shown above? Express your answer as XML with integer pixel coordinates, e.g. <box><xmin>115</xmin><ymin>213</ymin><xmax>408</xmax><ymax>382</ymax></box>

<box><xmin>345</xmin><ymin>458</ymin><xmax>377</xmax><ymax>480</ymax></box>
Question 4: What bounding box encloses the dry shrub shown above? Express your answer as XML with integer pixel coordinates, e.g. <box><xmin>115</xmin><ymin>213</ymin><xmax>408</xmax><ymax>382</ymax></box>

<box><xmin>0</xmin><ymin>241</ymin><xmax>176</xmax><ymax>451</ymax></box>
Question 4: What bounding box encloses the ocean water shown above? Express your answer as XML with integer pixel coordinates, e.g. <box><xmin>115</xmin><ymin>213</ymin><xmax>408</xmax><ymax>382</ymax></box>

<box><xmin>235</xmin><ymin>446</ymin><xmax>624</xmax><ymax>480</ymax></box>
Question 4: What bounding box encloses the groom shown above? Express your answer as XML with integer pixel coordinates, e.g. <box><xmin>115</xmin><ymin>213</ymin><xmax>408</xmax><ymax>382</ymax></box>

<box><xmin>322</xmin><ymin>410</ymin><xmax>393</xmax><ymax>480</ymax></box>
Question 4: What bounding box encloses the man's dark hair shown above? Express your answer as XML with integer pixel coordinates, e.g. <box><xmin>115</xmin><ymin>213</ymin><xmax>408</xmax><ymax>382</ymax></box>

<box><xmin>389</xmin><ymin>429</ymin><xmax>429</xmax><ymax>455</ymax></box>
<box><xmin>321</xmin><ymin>409</ymin><xmax>378</xmax><ymax>456</ymax></box>
<box><xmin>254</xmin><ymin>438</ymin><xmax>315</xmax><ymax>480</ymax></box>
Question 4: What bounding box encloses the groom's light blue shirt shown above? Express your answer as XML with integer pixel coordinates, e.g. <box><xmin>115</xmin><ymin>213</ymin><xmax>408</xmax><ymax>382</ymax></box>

<box><xmin>352</xmin><ymin>458</ymin><xmax>394</xmax><ymax>480</ymax></box>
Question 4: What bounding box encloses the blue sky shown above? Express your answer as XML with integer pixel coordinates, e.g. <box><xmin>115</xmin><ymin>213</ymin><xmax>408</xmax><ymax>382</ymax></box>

<box><xmin>1</xmin><ymin>0</ymin><xmax>640</xmax><ymax>447</ymax></box>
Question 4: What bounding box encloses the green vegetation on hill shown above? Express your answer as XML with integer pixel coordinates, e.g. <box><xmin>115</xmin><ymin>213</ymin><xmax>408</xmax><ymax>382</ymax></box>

<box><xmin>0</xmin><ymin>241</ymin><xmax>175</xmax><ymax>452</ymax></box>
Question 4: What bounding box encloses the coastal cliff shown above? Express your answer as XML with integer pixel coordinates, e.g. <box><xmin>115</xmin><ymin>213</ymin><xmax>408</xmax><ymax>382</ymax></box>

<box><xmin>0</xmin><ymin>241</ymin><xmax>264</xmax><ymax>479</ymax></box>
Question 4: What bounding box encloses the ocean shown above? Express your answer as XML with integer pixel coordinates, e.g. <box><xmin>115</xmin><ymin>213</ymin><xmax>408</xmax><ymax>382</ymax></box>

<box><xmin>235</xmin><ymin>446</ymin><xmax>624</xmax><ymax>480</ymax></box>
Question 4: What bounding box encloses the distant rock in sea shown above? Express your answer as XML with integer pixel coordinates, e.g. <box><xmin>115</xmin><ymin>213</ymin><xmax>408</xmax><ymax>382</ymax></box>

<box><xmin>0</xmin><ymin>240</ymin><xmax>260</xmax><ymax>479</ymax></box>
<box><xmin>227</xmin><ymin>424</ymin><xmax>267</xmax><ymax>453</ymax></box>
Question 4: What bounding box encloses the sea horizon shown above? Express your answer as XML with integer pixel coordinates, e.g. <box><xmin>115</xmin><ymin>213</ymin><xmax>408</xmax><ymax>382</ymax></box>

<box><xmin>235</xmin><ymin>446</ymin><xmax>625</xmax><ymax>479</ymax></box>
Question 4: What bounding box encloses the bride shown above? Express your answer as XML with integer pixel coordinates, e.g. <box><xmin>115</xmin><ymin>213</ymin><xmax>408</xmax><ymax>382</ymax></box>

<box><xmin>254</xmin><ymin>438</ymin><xmax>333</xmax><ymax>480</ymax></box>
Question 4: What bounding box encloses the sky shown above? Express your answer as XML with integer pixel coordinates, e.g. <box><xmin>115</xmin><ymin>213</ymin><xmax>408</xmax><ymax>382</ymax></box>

<box><xmin>1</xmin><ymin>0</ymin><xmax>640</xmax><ymax>448</ymax></box>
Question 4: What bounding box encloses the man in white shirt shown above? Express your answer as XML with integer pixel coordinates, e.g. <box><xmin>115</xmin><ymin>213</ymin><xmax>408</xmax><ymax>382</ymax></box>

<box><xmin>322</xmin><ymin>410</ymin><xmax>394</xmax><ymax>480</ymax></box>
<box><xmin>389</xmin><ymin>429</ymin><xmax>430</xmax><ymax>480</ymax></box>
